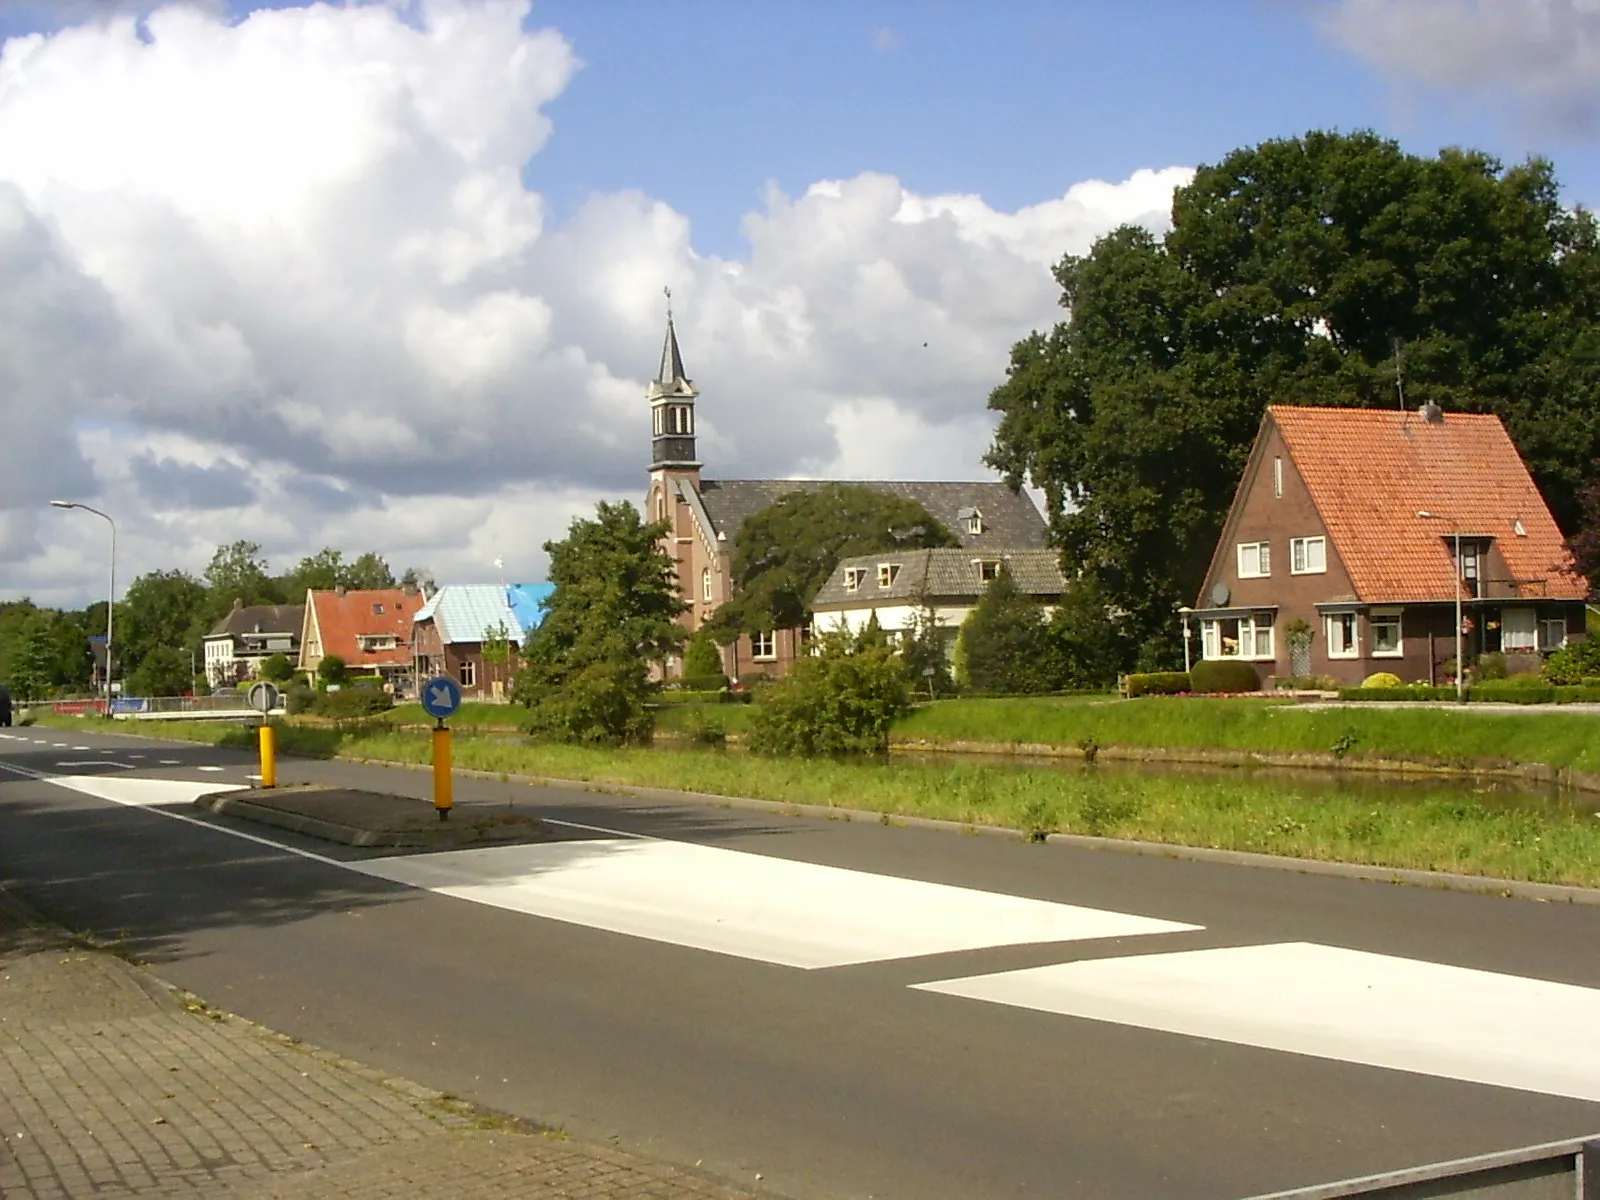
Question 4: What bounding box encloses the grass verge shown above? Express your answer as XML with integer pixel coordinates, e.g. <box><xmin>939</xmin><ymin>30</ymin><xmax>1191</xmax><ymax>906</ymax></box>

<box><xmin>31</xmin><ymin>712</ymin><xmax>1600</xmax><ymax>888</ymax></box>
<box><xmin>894</xmin><ymin>696</ymin><xmax>1600</xmax><ymax>775</ymax></box>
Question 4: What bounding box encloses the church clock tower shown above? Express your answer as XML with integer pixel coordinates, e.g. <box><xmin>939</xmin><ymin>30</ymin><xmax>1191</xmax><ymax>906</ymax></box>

<box><xmin>647</xmin><ymin>290</ymin><xmax>699</xmax><ymax>478</ymax></box>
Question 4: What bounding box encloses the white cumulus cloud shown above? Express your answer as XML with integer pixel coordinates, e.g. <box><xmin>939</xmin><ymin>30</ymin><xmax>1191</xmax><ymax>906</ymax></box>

<box><xmin>0</xmin><ymin>0</ymin><xmax>1190</xmax><ymax>606</ymax></box>
<box><xmin>1319</xmin><ymin>0</ymin><xmax>1600</xmax><ymax>135</ymax></box>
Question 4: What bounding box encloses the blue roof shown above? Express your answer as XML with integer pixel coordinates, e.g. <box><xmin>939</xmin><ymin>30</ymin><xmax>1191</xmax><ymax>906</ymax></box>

<box><xmin>414</xmin><ymin>584</ymin><xmax>541</xmax><ymax>646</ymax></box>
<box><xmin>506</xmin><ymin>583</ymin><xmax>553</xmax><ymax>635</ymax></box>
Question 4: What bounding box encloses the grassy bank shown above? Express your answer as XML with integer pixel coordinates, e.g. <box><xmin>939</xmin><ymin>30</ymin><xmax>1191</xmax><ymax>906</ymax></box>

<box><xmin>30</xmin><ymin>712</ymin><xmax>1600</xmax><ymax>888</ymax></box>
<box><xmin>895</xmin><ymin>697</ymin><xmax>1600</xmax><ymax>775</ymax></box>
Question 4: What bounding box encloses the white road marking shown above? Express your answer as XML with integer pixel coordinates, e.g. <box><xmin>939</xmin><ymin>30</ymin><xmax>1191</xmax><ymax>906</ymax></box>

<box><xmin>158</xmin><ymin>759</ymin><xmax>181</xmax><ymax>765</ymax></box>
<box><xmin>72</xmin><ymin>745</ymin><xmax>89</xmax><ymax>751</ymax></box>
<box><xmin>54</xmin><ymin>761</ymin><xmax>135</xmax><ymax>770</ymax></box>
<box><xmin>128</xmin><ymin>754</ymin><xmax>145</xmax><ymax>760</ymax></box>
<box><xmin>353</xmin><ymin>839</ymin><xmax>1201</xmax><ymax>969</ymax></box>
<box><xmin>913</xmin><ymin>941</ymin><xmax>1600</xmax><ymax>1103</ymax></box>
<box><xmin>50</xmin><ymin>742</ymin><xmax>67</xmax><ymax>747</ymax></box>
<box><xmin>197</xmin><ymin>765</ymin><xmax>225</xmax><ymax>773</ymax></box>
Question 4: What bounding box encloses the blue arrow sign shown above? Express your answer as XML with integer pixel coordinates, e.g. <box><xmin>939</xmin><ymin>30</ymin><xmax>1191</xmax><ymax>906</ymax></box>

<box><xmin>420</xmin><ymin>676</ymin><xmax>463</xmax><ymax>721</ymax></box>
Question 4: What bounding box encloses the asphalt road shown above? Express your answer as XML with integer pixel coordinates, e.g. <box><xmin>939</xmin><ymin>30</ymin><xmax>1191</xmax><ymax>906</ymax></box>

<box><xmin>2</xmin><ymin>723</ymin><xmax>1598</xmax><ymax>1200</ymax></box>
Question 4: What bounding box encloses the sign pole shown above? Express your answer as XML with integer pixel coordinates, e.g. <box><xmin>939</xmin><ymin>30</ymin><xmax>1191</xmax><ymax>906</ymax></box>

<box><xmin>432</xmin><ymin>719</ymin><xmax>452</xmax><ymax>820</ymax></box>
<box><xmin>259</xmin><ymin>721</ymin><xmax>277</xmax><ymax>789</ymax></box>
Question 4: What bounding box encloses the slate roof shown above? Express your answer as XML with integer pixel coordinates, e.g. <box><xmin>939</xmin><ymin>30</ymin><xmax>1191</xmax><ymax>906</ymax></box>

<box><xmin>206</xmin><ymin>604</ymin><xmax>304</xmax><ymax>640</ymax></box>
<box><xmin>813</xmin><ymin>548</ymin><xmax>1067</xmax><ymax>607</ymax></box>
<box><xmin>695</xmin><ymin>480</ymin><xmax>1048</xmax><ymax>550</ymax></box>
<box><xmin>1269</xmin><ymin>406</ymin><xmax>1588</xmax><ymax>603</ymax></box>
<box><xmin>305</xmin><ymin>588</ymin><xmax>419</xmax><ymax>669</ymax></box>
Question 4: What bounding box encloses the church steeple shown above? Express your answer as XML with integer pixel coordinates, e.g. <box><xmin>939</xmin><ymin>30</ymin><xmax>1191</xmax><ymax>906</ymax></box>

<box><xmin>648</xmin><ymin>288</ymin><xmax>699</xmax><ymax>470</ymax></box>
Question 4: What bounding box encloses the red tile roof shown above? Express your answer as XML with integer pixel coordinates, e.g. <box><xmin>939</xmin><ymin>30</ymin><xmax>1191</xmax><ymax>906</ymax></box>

<box><xmin>1272</xmin><ymin>406</ymin><xmax>1588</xmax><ymax>603</ymax></box>
<box><xmin>306</xmin><ymin>588</ymin><xmax>417</xmax><ymax>668</ymax></box>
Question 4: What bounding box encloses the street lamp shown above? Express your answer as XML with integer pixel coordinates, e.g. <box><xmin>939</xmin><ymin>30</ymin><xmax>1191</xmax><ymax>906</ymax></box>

<box><xmin>1177</xmin><ymin>606</ymin><xmax>1193</xmax><ymax>673</ymax></box>
<box><xmin>51</xmin><ymin>501</ymin><xmax>116</xmax><ymax>713</ymax></box>
<box><xmin>1417</xmin><ymin>510</ymin><xmax>1465</xmax><ymax>703</ymax></box>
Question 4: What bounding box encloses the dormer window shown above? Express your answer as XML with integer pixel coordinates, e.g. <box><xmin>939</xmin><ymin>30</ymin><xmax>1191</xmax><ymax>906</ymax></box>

<box><xmin>372</xmin><ymin>603</ymin><xmax>384</xmax><ymax>614</ymax></box>
<box><xmin>958</xmin><ymin>505</ymin><xmax>983</xmax><ymax>535</ymax></box>
<box><xmin>976</xmin><ymin>559</ymin><xmax>1002</xmax><ymax>582</ymax></box>
<box><xmin>877</xmin><ymin>563</ymin><xmax>900</xmax><ymax>589</ymax></box>
<box><xmin>844</xmin><ymin>567</ymin><xmax>866</xmax><ymax>592</ymax></box>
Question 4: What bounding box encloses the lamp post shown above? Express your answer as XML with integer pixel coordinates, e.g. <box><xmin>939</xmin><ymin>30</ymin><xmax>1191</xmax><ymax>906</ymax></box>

<box><xmin>1417</xmin><ymin>510</ymin><xmax>1464</xmax><ymax>703</ymax></box>
<box><xmin>51</xmin><ymin>501</ymin><xmax>116</xmax><ymax>713</ymax></box>
<box><xmin>1177</xmin><ymin>606</ymin><xmax>1193</xmax><ymax>672</ymax></box>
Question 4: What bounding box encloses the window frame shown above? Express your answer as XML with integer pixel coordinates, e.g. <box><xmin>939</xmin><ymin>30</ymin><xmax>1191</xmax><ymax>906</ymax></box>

<box><xmin>701</xmin><ymin>567</ymin><xmax>713</xmax><ymax>602</ymax></box>
<box><xmin>1325</xmin><ymin>612</ymin><xmax>1359</xmax><ymax>659</ymax></box>
<box><xmin>1369</xmin><ymin>610</ymin><xmax>1403</xmax><ymax>658</ymax></box>
<box><xmin>1237</xmin><ymin>541</ymin><xmax>1271</xmax><ymax>579</ymax></box>
<box><xmin>976</xmin><ymin>559</ymin><xmax>1002</xmax><ymax>582</ymax></box>
<box><xmin>843</xmin><ymin>567</ymin><xmax>865</xmax><ymax>593</ymax></box>
<box><xmin>1539</xmin><ymin>617</ymin><xmax>1568</xmax><ymax>652</ymax></box>
<box><xmin>877</xmin><ymin>562</ymin><xmax>900</xmax><ymax>589</ymax></box>
<box><xmin>1273</xmin><ymin>456</ymin><xmax>1283</xmax><ymax>499</ymax></box>
<box><xmin>1199</xmin><ymin>612</ymin><xmax>1275</xmax><ymax>662</ymax></box>
<box><xmin>1290</xmin><ymin>536</ymin><xmax>1327</xmax><ymax>575</ymax></box>
<box><xmin>750</xmin><ymin>631</ymin><xmax>777</xmax><ymax>661</ymax></box>
<box><xmin>1501</xmin><ymin>607</ymin><xmax>1538</xmax><ymax>654</ymax></box>
<box><xmin>966</xmin><ymin>512</ymin><xmax>983</xmax><ymax>535</ymax></box>
<box><xmin>458</xmin><ymin>659</ymin><xmax>477</xmax><ymax>689</ymax></box>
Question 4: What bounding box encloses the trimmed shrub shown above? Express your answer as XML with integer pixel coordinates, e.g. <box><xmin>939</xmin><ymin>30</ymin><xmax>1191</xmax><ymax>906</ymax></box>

<box><xmin>1361</xmin><ymin>672</ymin><xmax>1403</xmax><ymax>688</ymax></box>
<box><xmin>652</xmin><ymin>689</ymin><xmax>727</xmax><ymax>705</ymax></box>
<box><xmin>261</xmin><ymin>653</ymin><xmax>295</xmax><ymax>683</ymax></box>
<box><xmin>1188</xmin><ymin>660</ymin><xmax>1261</xmax><ymax>694</ymax></box>
<box><xmin>682</xmin><ymin>631</ymin><xmax>726</xmax><ymax>681</ymax></box>
<box><xmin>1470</xmin><ymin>682</ymin><xmax>1556</xmax><ymax>704</ymax></box>
<box><xmin>1276</xmin><ymin>674</ymin><xmax>1340</xmax><ymax>691</ymax></box>
<box><xmin>312</xmin><ymin>687</ymin><xmax>393</xmax><ymax>719</ymax></box>
<box><xmin>1339</xmin><ymin>686</ymin><xmax>1456</xmax><ymax>701</ymax></box>
<box><xmin>1542</xmin><ymin>640</ymin><xmax>1600</xmax><ymax>685</ymax></box>
<box><xmin>1556</xmin><ymin>684</ymin><xmax>1600</xmax><ymax>703</ymax></box>
<box><xmin>671</xmin><ymin>674</ymin><xmax>729</xmax><ymax>693</ymax></box>
<box><xmin>1124</xmin><ymin>671</ymin><xmax>1191</xmax><ymax>697</ymax></box>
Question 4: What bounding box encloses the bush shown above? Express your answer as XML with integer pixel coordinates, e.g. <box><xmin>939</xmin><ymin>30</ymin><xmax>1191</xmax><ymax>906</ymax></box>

<box><xmin>1475</xmin><ymin>652</ymin><xmax>1509</xmax><ymax>681</ymax></box>
<box><xmin>285</xmin><ymin>683</ymin><xmax>318</xmax><ymax>716</ymax></box>
<box><xmin>959</xmin><ymin>569</ymin><xmax>1063</xmax><ymax>694</ymax></box>
<box><xmin>1556</xmin><ymin>684</ymin><xmax>1600</xmax><ymax>703</ymax></box>
<box><xmin>526</xmin><ymin>658</ymin><xmax>653</xmax><ymax>745</ymax></box>
<box><xmin>653</xmin><ymin>689</ymin><xmax>727</xmax><ymax>705</ymax></box>
<box><xmin>317</xmin><ymin>654</ymin><xmax>348</xmax><ymax>686</ymax></box>
<box><xmin>670</xmin><ymin>674</ymin><xmax>729</xmax><ymax>693</ymax></box>
<box><xmin>1361</xmin><ymin>672</ymin><xmax>1404</xmax><ymax>688</ymax></box>
<box><xmin>1188</xmin><ymin>660</ymin><xmax>1261</xmax><ymax>694</ymax></box>
<box><xmin>261</xmin><ymin>653</ymin><xmax>295</xmax><ymax>683</ymax></box>
<box><xmin>312</xmin><ymin>687</ymin><xmax>393</xmax><ymax>719</ymax></box>
<box><xmin>680</xmin><ymin>707</ymin><xmax>728</xmax><ymax>747</ymax></box>
<box><xmin>748</xmin><ymin>632</ymin><xmax>909</xmax><ymax>756</ymax></box>
<box><xmin>1124</xmin><ymin>671</ymin><xmax>1191</xmax><ymax>697</ymax></box>
<box><xmin>1276</xmin><ymin>674</ymin><xmax>1340</xmax><ymax>691</ymax></box>
<box><xmin>1543</xmin><ymin>640</ymin><xmax>1600</xmax><ymax>685</ymax></box>
<box><xmin>682</xmin><ymin>631</ymin><xmax>726</xmax><ymax>681</ymax></box>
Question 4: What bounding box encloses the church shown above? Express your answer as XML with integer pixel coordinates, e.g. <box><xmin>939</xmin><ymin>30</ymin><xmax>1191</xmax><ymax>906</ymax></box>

<box><xmin>644</xmin><ymin>307</ymin><xmax>1053</xmax><ymax>680</ymax></box>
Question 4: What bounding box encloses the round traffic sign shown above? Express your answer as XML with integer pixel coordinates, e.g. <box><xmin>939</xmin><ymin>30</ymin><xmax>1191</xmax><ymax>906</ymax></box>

<box><xmin>420</xmin><ymin>676</ymin><xmax>463</xmax><ymax>721</ymax></box>
<box><xmin>246</xmin><ymin>680</ymin><xmax>280</xmax><ymax>714</ymax></box>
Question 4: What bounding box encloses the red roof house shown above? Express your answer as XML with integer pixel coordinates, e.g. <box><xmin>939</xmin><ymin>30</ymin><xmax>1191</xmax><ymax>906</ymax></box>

<box><xmin>1191</xmin><ymin>404</ymin><xmax>1589</xmax><ymax>688</ymax></box>
<box><xmin>298</xmin><ymin>587</ymin><xmax>421</xmax><ymax>692</ymax></box>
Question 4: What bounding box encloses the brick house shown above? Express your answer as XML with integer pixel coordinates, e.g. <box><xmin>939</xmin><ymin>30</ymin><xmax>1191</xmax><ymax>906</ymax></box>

<box><xmin>642</xmin><ymin>309</ymin><xmax>1050</xmax><ymax>679</ymax></box>
<box><xmin>202</xmin><ymin>602</ymin><xmax>304</xmax><ymax>687</ymax></box>
<box><xmin>1191</xmin><ymin>404</ymin><xmax>1590</xmax><ymax>688</ymax></box>
<box><xmin>412</xmin><ymin>583</ymin><xmax>551</xmax><ymax>701</ymax></box>
<box><xmin>298</xmin><ymin>587</ymin><xmax>423</xmax><ymax>694</ymax></box>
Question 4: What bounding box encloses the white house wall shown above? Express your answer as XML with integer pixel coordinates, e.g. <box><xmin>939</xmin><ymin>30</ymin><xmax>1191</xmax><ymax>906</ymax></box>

<box><xmin>814</xmin><ymin>605</ymin><xmax>975</xmax><ymax>635</ymax></box>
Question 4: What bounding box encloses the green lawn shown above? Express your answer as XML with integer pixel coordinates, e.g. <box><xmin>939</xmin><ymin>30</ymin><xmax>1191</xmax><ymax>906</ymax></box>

<box><xmin>894</xmin><ymin>696</ymin><xmax>1600</xmax><ymax>775</ymax></box>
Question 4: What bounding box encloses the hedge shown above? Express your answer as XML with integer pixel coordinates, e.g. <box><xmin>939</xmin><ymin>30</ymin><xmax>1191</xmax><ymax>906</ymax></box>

<box><xmin>1338</xmin><ymin>686</ymin><xmax>1457</xmax><ymax>701</ymax></box>
<box><xmin>313</xmin><ymin>688</ymin><xmax>394</xmax><ymax>719</ymax></box>
<box><xmin>1124</xmin><ymin>671</ymin><xmax>1190</xmax><ymax>697</ymax></box>
<box><xmin>1189</xmin><ymin>660</ymin><xmax>1262</xmax><ymax>694</ymax></box>
<box><xmin>651</xmin><ymin>689</ymin><xmax>728</xmax><ymax>705</ymax></box>
<box><xmin>1337</xmin><ymin>683</ymin><xmax>1600</xmax><ymax>704</ymax></box>
<box><xmin>669</xmin><ymin>674</ymin><xmax>729</xmax><ymax>692</ymax></box>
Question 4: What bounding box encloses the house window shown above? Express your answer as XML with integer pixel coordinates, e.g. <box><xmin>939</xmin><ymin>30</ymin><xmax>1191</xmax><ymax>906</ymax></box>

<box><xmin>844</xmin><ymin>567</ymin><xmax>865</xmax><ymax>592</ymax></box>
<box><xmin>357</xmin><ymin>634</ymin><xmax>397</xmax><ymax>652</ymax></box>
<box><xmin>1501</xmin><ymin>607</ymin><xmax>1537</xmax><ymax>653</ymax></box>
<box><xmin>1326</xmin><ymin>612</ymin><xmax>1359</xmax><ymax>658</ymax></box>
<box><xmin>877</xmin><ymin>563</ymin><xmax>900</xmax><ymax>589</ymax></box>
<box><xmin>1370</xmin><ymin>611</ymin><xmax>1403</xmax><ymax>657</ymax></box>
<box><xmin>1455</xmin><ymin>541</ymin><xmax>1481</xmax><ymax>597</ymax></box>
<box><xmin>701</xmin><ymin>568</ymin><xmax>713</xmax><ymax>602</ymax></box>
<box><xmin>1273</xmin><ymin>456</ymin><xmax>1283</xmax><ymax>499</ymax></box>
<box><xmin>1237</xmin><ymin>542</ymin><xmax>1271</xmax><ymax>578</ymax></box>
<box><xmin>656</xmin><ymin>491</ymin><xmax>667</xmax><ymax>521</ymax></box>
<box><xmin>1539</xmin><ymin>617</ymin><xmax>1568</xmax><ymax>651</ymax></box>
<box><xmin>1290</xmin><ymin>536</ymin><xmax>1327</xmax><ymax>575</ymax></box>
<box><xmin>458</xmin><ymin>660</ymin><xmax>477</xmax><ymax>688</ymax></box>
<box><xmin>751</xmin><ymin>631</ymin><xmax>777</xmax><ymax>661</ymax></box>
<box><xmin>966</xmin><ymin>511</ymin><xmax>983</xmax><ymax>535</ymax></box>
<box><xmin>667</xmin><ymin>405</ymin><xmax>693</xmax><ymax>435</ymax></box>
<box><xmin>977</xmin><ymin>559</ymin><xmax>1002</xmax><ymax>582</ymax></box>
<box><xmin>372</xmin><ymin>603</ymin><xmax>384</xmax><ymax>614</ymax></box>
<box><xmin>1200</xmin><ymin>612</ymin><xmax>1274</xmax><ymax>660</ymax></box>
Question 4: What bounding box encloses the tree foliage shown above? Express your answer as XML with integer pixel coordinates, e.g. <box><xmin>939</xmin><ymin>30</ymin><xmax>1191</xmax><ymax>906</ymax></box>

<box><xmin>682</xmin><ymin>629</ymin><xmax>726</xmax><ymax>679</ymax></box>
<box><xmin>204</xmin><ymin>540</ymin><xmax>281</xmax><ymax>621</ymax></box>
<box><xmin>747</xmin><ymin>629</ymin><xmax>910</xmax><ymax>756</ymax></box>
<box><xmin>126</xmin><ymin>646</ymin><xmax>191</xmax><ymax>697</ymax></box>
<box><xmin>513</xmin><ymin>501</ymin><xmax>685</xmax><ymax>743</ymax></box>
<box><xmin>958</xmin><ymin>568</ymin><xmax>1061</xmax><ymax>694</ymax></box>
<box><xmin>987</xmin><ymin>130</ymin><xmax>1600</xmax><ymax>651</ymax></box>
<box><xmin>286</xmin><ymin>548</ymin><xmax>396</xmax><ymax>595</ymax></box>
<box><xmin>709</xmin><ymin>484</ymin><xmax>958</xmax><ymax>639</ymax></box>
<box><xmin>1568</xmin><ymin>469</ymin><xmax>1600</xmax><ymax>593</ymax></box>
<box><xmin>119</xmin><ymin>569</ymin><xmax>207</xmax><ymax>677</ymax></box>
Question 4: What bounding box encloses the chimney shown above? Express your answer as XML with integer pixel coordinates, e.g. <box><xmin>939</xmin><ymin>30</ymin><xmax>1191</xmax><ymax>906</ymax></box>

<box><xmin>232</xmin><ymin>598</ymin><xmax>243</xmax><ymax>610</ymax></box>
<box><xmin>1420</xmin><ymin>401</ymin><xmax>1444</xmax><ymax>424</ymax></box>
<box><xmin>335</xmin><ymin>585</ymin><xmax>347</xmax><ymax>597</ymax></box>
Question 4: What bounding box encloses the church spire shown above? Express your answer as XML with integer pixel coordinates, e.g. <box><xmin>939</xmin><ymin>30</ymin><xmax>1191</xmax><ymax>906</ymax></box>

<box><xmin>647</xmin><ymin>287</ymin><xmax>700</xmax><ymax>471</ymax></box>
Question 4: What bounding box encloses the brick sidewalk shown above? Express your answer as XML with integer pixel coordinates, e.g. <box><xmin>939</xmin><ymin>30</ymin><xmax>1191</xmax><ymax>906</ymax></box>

<box><xmin>0</xmin><ymin>898</ymin><xmax>760</xmax><ymax>1199</ymax></box>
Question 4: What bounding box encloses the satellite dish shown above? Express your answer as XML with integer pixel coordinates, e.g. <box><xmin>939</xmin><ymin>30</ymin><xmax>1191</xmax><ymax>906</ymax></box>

<box><xmin>1210</xmin><ymin>581</ymin><xmax>1231</xmax><ymax>607</ymax></box>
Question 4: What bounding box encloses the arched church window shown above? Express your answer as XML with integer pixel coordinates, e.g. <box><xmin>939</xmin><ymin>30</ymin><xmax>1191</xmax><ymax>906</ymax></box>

<box><xmin>701</xmin><ymin>567</ymin><xmax>712</xmax><ymax>601</ymax></box>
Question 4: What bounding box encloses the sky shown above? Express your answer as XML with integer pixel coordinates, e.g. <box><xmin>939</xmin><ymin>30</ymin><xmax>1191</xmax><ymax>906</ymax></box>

<box><xmin>1</xmin><ymin>0</ymin><xmax>1598</xmax><ymax>607</ymax></box>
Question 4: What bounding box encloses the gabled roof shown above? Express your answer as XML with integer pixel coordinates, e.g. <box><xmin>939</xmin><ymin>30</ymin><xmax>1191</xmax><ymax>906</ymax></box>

<box><xmin>1268</xmin><ymin>405</ymin><xmax>1587</xmax><ymax>603</ymax></box>
<box><xmin>695</xmin><ymin>480</ymin><xmax>1049</xmax><ymax>551</ymax></box>
<box><xmin>304</xmin><ymin>588</ymin><xmax>418</xmax><ymax>667</ymax></box>
<box><xmin>205</xmin><ymin>604</ymin><xmax>304</xmax><ymax>641</ymax></box>
<box><xmin>413</xmin><ymin>584</ymin><xmax>545</xmax><ymax>645</ymax></box>
<box><xmin>813</xmin><ymin>548</ymin><xmax>1067</xmax><ymax>607</ymax></box>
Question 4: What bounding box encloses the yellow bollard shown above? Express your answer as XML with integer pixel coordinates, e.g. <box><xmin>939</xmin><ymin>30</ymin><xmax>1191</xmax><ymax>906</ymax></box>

<box><xmin>432</xmin><ymin>723</ymin><xmax>452</xmax><ymax>820</ymax></box>
<box><xmin>258</xmin><ymin>723</ymin><xmax>277</xmax><ymax>789</ymax></box>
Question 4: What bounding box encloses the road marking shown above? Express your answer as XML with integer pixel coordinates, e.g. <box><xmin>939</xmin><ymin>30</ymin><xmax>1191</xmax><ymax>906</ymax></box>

<box><xmin>913</xmin><ymin>941</ymin><xmax>1600</xmax><ymax>1103</ymax></box>
<box><xmin>353</xmin><ymin>839</ymin><xmax>1201</xmax><ymax>969</ymax></box>
<box><xmin>54</xmin><ymin>761</ymin><xmax>136</xmax><ymax>770</ymax></box>
<box><xmin>197</xmin><ymin>766</ymin><xmax>225</xmax><ymax>773</ymax></box>
<box><xmin>128</xmin><ymin>754</ymin><xmax>145</xmax><ymax>760</ymax></box>
<box><xmin>158</xmin><ymin>759</ymin><xmax>181</xmax><ymax>765</ymax></box>
<box><xmin>72</xmin><ymin>745</ymin><xmax>89</xmax><ymax>751</ymax></box>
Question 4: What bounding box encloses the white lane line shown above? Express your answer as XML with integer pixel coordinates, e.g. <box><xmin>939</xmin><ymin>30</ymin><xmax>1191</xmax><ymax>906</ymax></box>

<box><xmin>158</xmin><ymin>759</ymin><xmax>181</xmax><ymax>765</ymax></box>
<box><xmin>31</xmin><ymin>771</ymin><xmax>1202</xmax><ymax>969</ymax></box>
<box><xmin>72</xmin><ymin>745</ymin><xmax>90</xmax><ymax>751</ymax></box>
<box><xmin>913</xmin><ymin>942</ymin><xmax>1600</xmax><ymax>1103</ymax></box>
<box><xmin>128</xmin><ymin>754</ymin><xmax>145</xmax><ymax>760</ymax></box>
<box><xmin>197</xmin><ymin>766</ymin><xmax>225</xmax><ymax>773</ymax></box>
<box><xmin>354</xmin><ymin>839</ymin><xmax>1200</xmax><ymax>969</ymax></box>
<box><xmin>54</xmin><ymin>761</ymin><xmax>136</xmax><ymax>770</ymax></box>
<box><xmin>32</xmin><ymin>739</ymin><xmax>47</xmax><ymax>744</ymax></box>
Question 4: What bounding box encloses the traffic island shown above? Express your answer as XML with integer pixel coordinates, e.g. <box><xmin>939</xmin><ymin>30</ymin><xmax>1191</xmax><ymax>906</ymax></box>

<box><xmin>194</xmin><ymin>784</ymin><xmax>548</xmax><ymax>848</ymax></box>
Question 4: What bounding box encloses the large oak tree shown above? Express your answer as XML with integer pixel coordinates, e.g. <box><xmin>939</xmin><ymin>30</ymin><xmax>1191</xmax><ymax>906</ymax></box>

<box><xmin>987</xmin><ymin>131</ymin><xmax>1600</xmax><ymax>666</ymax></box>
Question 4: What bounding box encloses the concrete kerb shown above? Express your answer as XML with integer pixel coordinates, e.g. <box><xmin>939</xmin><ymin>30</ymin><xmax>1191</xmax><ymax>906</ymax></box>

<box><xmin>340</xmin><ymin>756</ymin><xmax>1600</xmax><ymax>908</ymax></box>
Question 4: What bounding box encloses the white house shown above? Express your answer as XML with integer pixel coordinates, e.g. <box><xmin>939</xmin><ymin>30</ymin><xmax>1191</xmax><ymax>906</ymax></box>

<box><xmin>202</xmin><ymin>603</ymin><xmax>304</xmax><ymax>687</ymax></box>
